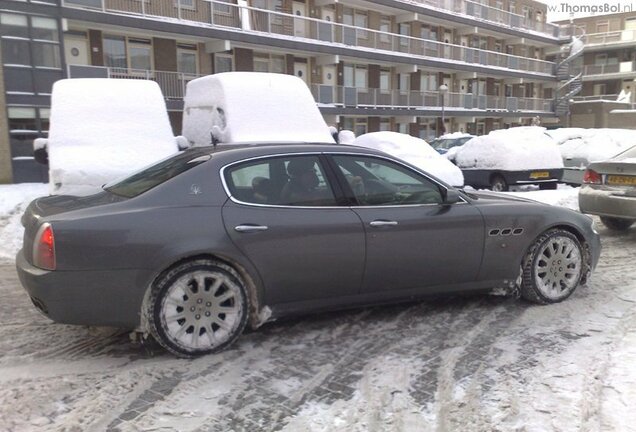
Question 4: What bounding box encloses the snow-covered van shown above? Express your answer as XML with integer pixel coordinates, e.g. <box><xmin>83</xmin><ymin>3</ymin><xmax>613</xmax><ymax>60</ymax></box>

<box><xmin>35</xmin><ymin>79</ymin><xmax>182</xmax><ymax>196</ymax></box>
<box><xmin>181</xmin><ymin>72</ymin><xmax>335</xmax><ymax>146</ymax></box>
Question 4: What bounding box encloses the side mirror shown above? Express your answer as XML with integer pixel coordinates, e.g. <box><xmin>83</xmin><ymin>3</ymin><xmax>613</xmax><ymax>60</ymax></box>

<box><xmin>444</xmin><ymin>188</ymin><xmax>461</xmax><ymax>205</ymax></box>
<box><xmin>175</xmin><ymin>135</ymin><xmax>190</xmax><ymax>150</ymax></box>
<box><xmin>33</xmin><ymin>138</ymin><xmax>49</xmax><ymax>165</ymax></box>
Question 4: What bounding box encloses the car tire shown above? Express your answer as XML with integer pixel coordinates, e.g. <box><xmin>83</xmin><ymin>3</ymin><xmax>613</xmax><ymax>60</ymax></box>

<box><xmin>539</xmin><ymin>182</ymin><xmax>558</xmax><ymax>190</ymax></box>
<box><xmin>147</xmin><ymin>259</ymin><xmax>249</xmax><ymax>358</ymax></box>
<box><xmin>600</xmin><ymin>217</ymin><xmax>634</xmax><ymax>232</ymax></box>
<box><xmin>519</xmin><ymin>229</ymin><xmax>584</xmax><ymax>305</ymax></box>
<box><xmin>490</xmin><ymin>175</ymin><xmax>508</xmax><ymax>192</ymax></box>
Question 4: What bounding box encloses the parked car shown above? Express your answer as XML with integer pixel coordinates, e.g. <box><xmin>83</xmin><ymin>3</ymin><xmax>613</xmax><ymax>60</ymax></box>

<box><xmin>546</xmin><ymin>128</ymin><xmax>636</xmax><ymax>185</ymax></box>
<box><xmin>34</xmin><ymin>79</ymin><xmax>183</xmax><ymax>196</ymax></box>
<box><xmin>447</xmin><ymin>127</ymin><xmax>563</xmax><ymax>191</ymax></box>
<box><xmin>17</xmin><ymin>144</ymin><xmax>600</xmax><ymax>357</ymax></box>
<box><xmin>429</xmin><ymin>133</ymin><xmax>475</xmax><ymax>155</ymax></box>
<box><xmin>579</xmin><ymin>144</ymin><xmax>636</xmax><ymax>231</ymax></box>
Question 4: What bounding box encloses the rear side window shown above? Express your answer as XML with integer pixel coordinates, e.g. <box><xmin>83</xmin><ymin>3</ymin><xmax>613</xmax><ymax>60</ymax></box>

<box><xmin>224</xmin><ymin>155</ymin><xmax>337</xmax><ymax>206</ymax></box>
<box><xmin>105</xmin><ymin>150</ymin><xmax>211</xmax><ymax>198</ymax></box>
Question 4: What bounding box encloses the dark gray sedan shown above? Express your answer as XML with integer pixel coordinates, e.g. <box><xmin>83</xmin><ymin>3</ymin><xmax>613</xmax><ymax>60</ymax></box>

<box><xmin>17</xmin><ymin>144</ymin><xmax>601</xmax><ymax>357</ymax></box>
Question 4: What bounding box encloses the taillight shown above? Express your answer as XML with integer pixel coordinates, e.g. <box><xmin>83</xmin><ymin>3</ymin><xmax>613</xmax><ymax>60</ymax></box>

<box><xmin>583</xmin><ymin>169</ymin><xmax>601</xmax><ymax>185</ymax></box>
<box><xmin>33</xmin><ymin>223</ymin><xmax>56</xmax><ymax>270</ymax></box>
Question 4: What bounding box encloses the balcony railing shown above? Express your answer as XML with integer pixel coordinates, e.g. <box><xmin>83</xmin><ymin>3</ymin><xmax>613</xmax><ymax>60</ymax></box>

<box><xmin>311</xmin><ymin>85</ymin><xmax>553</xmax><ymax>112</ymax></box>
<box><xmin>583</xmin><ymin>62</ymin><xmax>636</xmax><ymax>76</ymax></box>
<box><xmin>67</xmin><ymin>64</ymin><xmax>204</xmax><ymax>99</ymax></box>
<box><xmin>585</xmin><ymin>29</ymin><xmax>636</xmax><ymax>46</ymax></box>
<box><xmin>62</xmin><ymin>0</ymin><xmax>555</xmax><ymax>77</ymax></box>
<box><xmin>67</xmin><ymin>65</ymin><xmax>554</xmax><ymax>113</ymax></box>
<box><xmin>402</xmin><ymin>0</ymin><xmax>559</xmax><ymax>38</ymax></box>
<box><xmin>572</xmin><ymin>94</ymin><xmax>620</xmax><ymax>102</ymax></box>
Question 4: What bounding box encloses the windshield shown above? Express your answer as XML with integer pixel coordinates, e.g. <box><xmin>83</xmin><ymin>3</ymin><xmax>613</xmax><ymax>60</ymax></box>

<box><xmin>104</xmin><ymin>149</ymin><xmax>211</xmax><ymax>198</ymax></box>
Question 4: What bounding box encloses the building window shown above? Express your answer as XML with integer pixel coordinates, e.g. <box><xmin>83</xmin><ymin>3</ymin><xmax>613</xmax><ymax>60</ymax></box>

<box><xmin>177</xmin><ymin>44</ymin><xmax>198</xmax><ymax>75</ymax></box>
<box><xmin>33</xmin><ymin>42</ymin><xmax>61</xmax><ymax>68</ymax></box>
<box><xmin>344</xmin><ymin>64</ymin><xmax>367</xmax><ymax>88</ymax></box>
<box><xmin>129</xmin><ymin>38</ymin><xmax>152</xmax><ymax>70</ymax></box>
<box><xmin>597</xmin><ymin>21</ymin><xmax>609</xmax><ymax>33</ymax></box>
<box><xmin>0</xmin><ymin>13</ymin><xmax>29</xmax><ymax>38</ymax></box>
<box><xmin>593</xmin><ymin>84</ymin><xmax>607</xmax><ymax>95</ymax></box>
<box><xmin>2</xmin><ymin>39</ymin><xmax>31</xmax><ymax>66</ymax></box>
<box><xmin>398</xmin><ymin>73</ymin><xmax>409</xmax><ymax>91</ymax></box>
<box><xmin>420</xmin><ymin>73</ymin><xmax>437</xmax><ymax>91</ymax></box>
<box><xmin>215</xmin><ymin>54</ymin><xmax>233</xmax><ymax>73</ymax></box>
<box><xmin>379</xmin><ymin>16</ymin><xmax>390</xmax><ymax>43</ymax></box>
<box><xmin>254</xmin><ymin>55</ymin><xmax>269</xmax><ymax>72</ymax></box>
<box><xmin>380</xmin><ymin>70</ymin><xmax>390</xmax><ymax>90</ymax></box>
<box><xmin>31</xmin><ymin>17</ymin><xmax>59</xmax><ymax>41</ymax></box>
<box><xmin>354</xmin><ymin>11</ymin><xmax>367</xmax><ymax>29</ymax></box>
<box><xmin>271</xmin><ymin>55</ymin><xmax>285</xmax><ymax>73</ymax></box>
<box><xmin>103</xmin><ymin>35</ymin><xmax>127</xmax><ymax>68</ymax></box>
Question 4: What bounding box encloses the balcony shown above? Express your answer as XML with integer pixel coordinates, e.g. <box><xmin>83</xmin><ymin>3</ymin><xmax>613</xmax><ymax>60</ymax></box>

<box><xmin>393</xmin><ymin>0</ymin><xmax>560</xmax><ymax>38</ymax></box>
<box><xmin>67</xmin><ymin>65</ymin><xmax>554</xmax><ymax>114</ymax></box>
<box><xmin>584</xmin><ymin>29</ymin><xmax>636</xmax><ymax>47</ymax></box>
<box><xmin>61</xmin><ymin>0</ymin><xmax>555</xmax><ymax>78</ymax></box>
<box><xmin>311</xmin><ymin>85</ymin><xmax>553</xmax><ymax>112</ymax></box>
<box><xmin>582</xmin><ymin>62</ymin><xmax>636</xmax><ymax>80</ymax></box>
<box><xmin>67</xmin><ymin>65</ymin><xmax>203</xmax><ymax>99</ymax></box>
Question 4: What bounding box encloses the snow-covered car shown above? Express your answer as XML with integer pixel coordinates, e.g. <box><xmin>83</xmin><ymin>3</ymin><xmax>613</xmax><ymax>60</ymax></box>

<box><xmin>36</xmin><ymin>79</ymin><xmax>181</xmax><ymax>196</ymax></box>
<box><xmin>546</xmin><ymin>128</ymin><xmax>636</xmax><ymax>185</ymax></box>
<box><xmin>182</xmin><ymin>72</ymin><xmax>334</xmax><ymax>146</ymax></box>
<box><xmin>428</xmin><ymin>133</ymin><xmax>475</xmax><ymax>155</ymax></box>
<box><xmin>579</xmin><ymin>145</ymin><xmax>636</xmax><ymax>231</ymax></box>
<box><xmin>352</xmin><ymin>131</ymin><xmax>464</xmax><ymax>187</ymax></box>
<box><xmin>448</xmin><ymin>127</ymin><xmax>564</xmax><ymax>191</ymax></box>
<box><xmin>16</xmin><ymin>143</ymin><xmax>600</xmax><ymax>357</ymax></box>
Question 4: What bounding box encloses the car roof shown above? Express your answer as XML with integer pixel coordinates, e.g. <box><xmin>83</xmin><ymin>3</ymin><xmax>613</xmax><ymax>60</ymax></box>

<box><xmin>196</xmin><ymin>143</ymin><xmax>390</xmax><ymax>164</ymax></box>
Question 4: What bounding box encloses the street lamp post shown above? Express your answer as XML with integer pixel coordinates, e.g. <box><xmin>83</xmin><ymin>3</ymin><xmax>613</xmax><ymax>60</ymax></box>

<box><xmin>438</xmin><ymin>84</ymin><xmax>449</xmax><ymax>137</ymax></box>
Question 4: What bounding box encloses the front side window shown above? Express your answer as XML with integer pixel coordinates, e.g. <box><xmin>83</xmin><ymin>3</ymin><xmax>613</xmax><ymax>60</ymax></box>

<box><xmin>332</xmin><ymin>155</ymin><xmax>443</xmax><ymax>206</ymax></box>
<box><xmin>225</xmin><ymin>155</ymin><xmax>337</xmax><ymax>206</ymax></box>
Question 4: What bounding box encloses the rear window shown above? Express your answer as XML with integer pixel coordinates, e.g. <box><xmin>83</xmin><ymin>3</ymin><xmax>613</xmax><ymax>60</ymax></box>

<box><xmin>614</xmin><ymin>145</ymin><xmax>636</xmax><ymax>161</ymax></box>
<box><xmin>104</xmin><ymin>150</ymin><xmax>211</xmax><ymax>198</ymax></box>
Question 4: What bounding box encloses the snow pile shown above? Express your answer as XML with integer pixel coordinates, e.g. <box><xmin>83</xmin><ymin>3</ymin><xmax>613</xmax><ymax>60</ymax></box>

<box><xmin>47</xmin><ymin>79</ymin><xmax>179</xmax><ymax>196</ymax></box>
<box><xmin>453</xmin><ymin>126</ymin><xmax>563</xmax><ymax>171</ymax></box>
<box><xmin>182</xmin><ymin>72</ymin><xmax>334</xmax><ymax>146</ymax></box>
<box><xmin>506</xmin><ymin>184</ymin><xmax>579</xmax><ymax>210</ymax></box>
<box><xmin>352</xmin><ymin>132</ymin><xmax>464</xmax><ymax>187</ymax></box>
<box><xmin>0</xmin><ymin>183</ymin><xmax>48</xmax><ymax>260</ymax></box>
<box><xmin>555</xmin><ymin>128</ymin><xmax>636</xmax><ymax>165</ymax></box>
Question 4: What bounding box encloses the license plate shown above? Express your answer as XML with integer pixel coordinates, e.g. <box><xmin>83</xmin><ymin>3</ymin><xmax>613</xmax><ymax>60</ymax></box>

<box><xmin>607</xmin><ymin>175</ymin><xmax>636</xmax><ymax>185</ymax></box>
<box><xmin>530</xmin><ymin>171</ymin><xmax>549</xmax><ymax>179</ymax></box>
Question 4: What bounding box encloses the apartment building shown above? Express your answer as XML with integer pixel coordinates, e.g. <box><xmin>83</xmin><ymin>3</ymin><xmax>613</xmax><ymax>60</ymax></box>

<box><xmin>1</xmin><ymin>0</ymin><xmax>568</xmax><ymax>183</ymax></box>
<box><xmin>554</xmin><ymin>11</ymin><xmax>636</xmax><ymax>103</ymax></box>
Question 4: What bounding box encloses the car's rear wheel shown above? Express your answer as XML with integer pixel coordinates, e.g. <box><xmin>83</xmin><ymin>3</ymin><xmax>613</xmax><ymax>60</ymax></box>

<box><xmin>600</xmin><ymin>217</ymin><xmax>634</xmax><ymax>231</ymax></box>
<box><xmin>147</xmin><ymin>259</ymin><xmax>249</xmax><ymax>357</ymax></box>
<box><xmin>520</xmin><ymin>229</ymin><xmax>583</xmax><ymax>304</ymax></box>
<box><xmin>490</xmin><ymin>175</ymin><xmax>508</xmax><ymax>192</ymax></box>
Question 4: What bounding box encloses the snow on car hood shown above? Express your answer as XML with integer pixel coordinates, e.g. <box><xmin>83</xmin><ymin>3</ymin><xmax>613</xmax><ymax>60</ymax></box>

<box><xmin>352</xmin><ymin>132</ymin><xmax>464</xmax><ymax>187</ymax></box>
<box><xmin>453</xmin><ymin>126</ymin><xmax>563</xmax><ymax>171</ymax></box>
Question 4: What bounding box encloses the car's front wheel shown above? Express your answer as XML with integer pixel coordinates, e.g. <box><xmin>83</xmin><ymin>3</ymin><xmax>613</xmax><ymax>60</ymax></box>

<box><xmin>147</xmin><ymin>259</ymin><xmax>249</xmax><ymax>357</ymax></box>
<box><xmin>519</xmin><ymin>229</ymin><xmax>584</xmax><ymax>304</ymax></box>
<box><xmin>600</xmin><ymin>216</ymin><xmax>634</xmax><ymax>231</ymax></box>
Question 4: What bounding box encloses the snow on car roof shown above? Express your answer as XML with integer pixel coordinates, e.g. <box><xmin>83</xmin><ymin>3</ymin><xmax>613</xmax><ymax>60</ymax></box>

<box><xmin>554</xmin><ymin>128</ymin><xmax>636</xmax><ymax>163</ymax></box>
<box><xmin>182</xmin><ymin>72</ymin><xmax>335</xmax><ymax>146</ymax></box>
<box><xmin>47</xmin><ymin>79</ymin><xmax>178</xmax><ymax>196</ymax></box>
<box><xmin>453</xmin><ymin>126</ymin><xmax>563</xmax><ymax>171</ymax></box>
<box><xmin>352</xmin><ymin>131</ymin><xmax>464</xmax><ymax>187</ymax></box>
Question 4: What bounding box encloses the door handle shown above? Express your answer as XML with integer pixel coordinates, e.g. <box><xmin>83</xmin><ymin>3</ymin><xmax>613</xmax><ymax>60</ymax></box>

<box><xmin>369</xmin><ymin>220</ymin><xmax>398</xmax><ymax>227</ymax></box>
<box><xmin>234</xmin><ymin>225</ymin><xmax>269</xmax><ymax>233</ymax></box>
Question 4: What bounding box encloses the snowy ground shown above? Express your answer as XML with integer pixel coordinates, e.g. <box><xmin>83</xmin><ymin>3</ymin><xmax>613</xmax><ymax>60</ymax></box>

<box><xmin>1</xmin><ymin>183</ymin><xmax>635</xmax><ymax>431</ymax></box>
